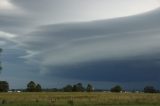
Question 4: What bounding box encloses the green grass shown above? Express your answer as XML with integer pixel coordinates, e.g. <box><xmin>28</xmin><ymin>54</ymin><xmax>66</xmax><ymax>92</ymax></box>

<box><xmin>0</xmin><ymin>92</ymin><xmax>160</xmax><ymax>106</ymax></box>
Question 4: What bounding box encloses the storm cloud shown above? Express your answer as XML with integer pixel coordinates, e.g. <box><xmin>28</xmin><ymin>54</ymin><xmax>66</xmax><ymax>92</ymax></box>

<box><xmin>1</xmin><ymin>0</ymin><xmax>160</xmax><ymax>89</ymax></box>
<box><xmin>14</xmin><ymin>8</ymin><xmax>160</xmax><ymax>83</ymax></box>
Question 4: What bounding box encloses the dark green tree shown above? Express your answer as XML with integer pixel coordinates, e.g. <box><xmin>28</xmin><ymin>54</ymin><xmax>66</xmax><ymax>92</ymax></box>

<box><xmin>0</xmin><ymin>81</ymin><xmax>9</xmax><ymax>92</ymax></box>
<box><xmin>27</xmin><ymin>81</ymin><xmax>42</xmax><ymax>92</ymax></box>
<box><xmin>0</xmin><ymin>49</ymin><xmax>9</xmax><ymax>92</ymax></box>
<box><xmin>0</xmin><ymin>48</ymin><xmax>2</xmax><ymax>71</ymax></box>
<box><xmin>86</xmin><ymin>84</ymin><xmax>94</xmax><ymax>92</ymax></box>
<box><xmin>72</xmin><ymin>83</ymin><xmax>84</xmax><ymax>92</ymax></box>
<box><xmin>111</xmin><ymin>85</ymin><xmax>122</xmax><ymax>92</ymax></box>
<box><xmin>27</xmin><ymin>81</ymin><xmax>36</xmax><ymax>92</ymax></box>
<box><xmin>63</xmin><ymin>85</ymin><xmax>73</xmax><ymax>92</ymax></box>
<box><xmin>72</xmin><ymin>85</ymin><xmax>77</xmax><ymax>92</ymax></box>
<box><xmin>36</xmin><ymin>84</ymin><xmax>42</xmax><ymax>92</ymax></box>
<box><xmin>144</xmin><ymin>86</ymin><xmax>157</xmax><ymax>93</ymax></box>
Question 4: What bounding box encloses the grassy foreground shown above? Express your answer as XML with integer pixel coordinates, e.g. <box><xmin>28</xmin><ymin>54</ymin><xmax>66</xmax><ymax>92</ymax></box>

<box><xmin>0</xmin><ymin>92</ymin><xmax>160</xmax><ymax>106</ymax></box>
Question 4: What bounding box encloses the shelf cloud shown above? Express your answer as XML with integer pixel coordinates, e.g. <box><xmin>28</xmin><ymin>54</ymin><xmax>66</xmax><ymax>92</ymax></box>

<box><xmin>1</xmin><ymin>0</ymin><xmax>160</xmax><ymax>88</ymax></box>
<box><xmin>14</xmin><ymin>8</ymin><xmax>160</xmax><ymax>82</ymax></box>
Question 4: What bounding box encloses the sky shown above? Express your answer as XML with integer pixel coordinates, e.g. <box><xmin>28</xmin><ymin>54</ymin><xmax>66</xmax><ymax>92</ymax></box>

<box><xmin>0</xmin><ymin>0</ymin><xmax>160</xmax><ymax>89</ymax></box>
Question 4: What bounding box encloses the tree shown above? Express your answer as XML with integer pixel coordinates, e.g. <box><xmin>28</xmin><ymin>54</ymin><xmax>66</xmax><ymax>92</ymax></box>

<box><xmin>0</xmin><ymin>48</ymin><xmax>2</xmax><ymax>71</ymax></box>
<box><xmin>144</xmin><ymin>86</ymin><xmax>157</xmax><ymax>93</ymax></box>
<box><xmin>36</xmin><ymin>84</ymin><xmax>42</xmax><ymax>92</ymax></box>
<box><xmin>26</xmin><ymin>81</ymin><xmax>42</xmax><ymax>92</ymax></box>
<box><xmin>72</xmin><ymin>85</ymin><xmax>77</xmax><ymax>92</ymax></box>
<box><xmin>86</xmin><ymin>84</ymin><xmax>94</xmax><ymax>92</ymax></box>
<box><xmin>27</xmin><ymin>81</ymin><xmax>36</xmax><ymax>92</ymax></box>
<box><xmin>0</xmin><ymin>81</ymin><xmax>9</xmax><ymax>92</ymax></box>
<box><xmin>111</xmin><ymin>85</ymin><xmax>122</xmax><ymax>92</ymax></box>
<box><xmin>0</xmin><ymin>50</ymin><xmax>9</xmax><ymax>92</ymax></box>
<box><xmin>72</xmin><ymin>83</ymin><xmax>85</xmax><ymax>92</ymax></box>
<box><xmin>63</xmin><ymin>85</ymin><xmax>73</xmax><ymax>92</ymax></box>
<box><xmin>0</xmin><ymin>49</ymin><xmax>10</xmax><ymax>92</ymax></box>
<box><xmin>76</xmin><ymin>83</ymin><xmax>84</xmax><ymax>92</ymax></box>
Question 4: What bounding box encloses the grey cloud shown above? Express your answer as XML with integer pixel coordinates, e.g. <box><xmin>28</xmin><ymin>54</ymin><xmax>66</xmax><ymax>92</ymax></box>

<box><xmin>1</xmin><ymin>0</ymin><xmax>160</xmax><ymax>89</ymax></box>
<box><xmin>19</xmin><ymin>7</ymin><xmax>160</xmax><ymax>44</ymax></box>
<box><xmin>45</xmin><ymin>59</ymin><xmax>160</xmax><ymax>82</ymax></box>
<box><xmin>14</xmin><ymin>8</ymin><xmax>160</xmax><ymax>83</ymax></box>
<box><xmin>1</xmin><ymin>0</ymin><xmax>160</xmax><ymax>87</ymax></box>
<box><xmin>11</xmin><ymin>0</ymin><xmax>89</xmax><ymax>23</ymax></box>
<box><xmin>10</xmin><ymin>0</ymin><xmax>160</xmax><ymax>24</ymax></box>
<box><xmin>0</xmin><ymin>13</ymin><xmax>39</xmax><ymax>34</ymax></box>
<box><xmin>11</xmin><ymin>0</ymin><xmax>102</xmax><ymax>23</ymax></box>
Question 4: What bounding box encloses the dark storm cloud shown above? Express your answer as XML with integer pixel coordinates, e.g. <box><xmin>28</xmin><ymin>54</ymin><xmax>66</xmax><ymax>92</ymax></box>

<box><xmin>17</xmin><ymin>15</ymin><xmax>160</xmax><ymax>54</ymax></box>
<box><xmin>1</xmin><ymin>0</ymin><xmax>160</xmax><ymax>88</ymax></box>
<box><xmin>14</xmin><ymin>8</ymin><xmax>160</xmax><ymax>83</ymax></box>
<box><xmin>46</xmin><ymin>59</ymin><xmax>160</xmax><ymax>82</ymax></box>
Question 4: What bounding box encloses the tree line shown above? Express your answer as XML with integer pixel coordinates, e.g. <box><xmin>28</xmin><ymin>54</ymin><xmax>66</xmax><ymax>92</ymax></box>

<box><xmin>0</xmin><ymin>80</ymin><xmax>159</xmax><ymax>93</ymax></box>
<box><xmin>25</xmin><ymin>82</ymin><xmax>160</xmax><ymax>93</ymax></box>
<box><xmin>25</xmin><ymin>82</ymin><xmax>94</xmax><ymax>92</ymax></box>
<box><xmin>63</xmin><ymin>83</ymin><xmax>94</xmax><ymax>92</ymax></box>
<box><xmin>9</xmin><ymin>81</ymin><xmax>160</xmax><ymax>93</ymax></box>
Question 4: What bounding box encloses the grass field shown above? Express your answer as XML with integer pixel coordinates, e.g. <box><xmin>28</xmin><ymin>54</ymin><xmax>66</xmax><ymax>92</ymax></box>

<box><xmin>0</xmin><ymin>92</ymin><xmax>160</xmax><ymax>106</ymax></box>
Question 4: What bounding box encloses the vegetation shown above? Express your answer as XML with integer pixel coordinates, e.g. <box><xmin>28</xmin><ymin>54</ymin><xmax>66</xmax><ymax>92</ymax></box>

<box><xmin>0</xmin><ymin>92</ymin><xmax>159</xmax><ymax>106</ymax></box>
<box><xmin>63</xmin><ymin>83</ymin><xmax>92</xmax><ymax>92</ymax></box>
<box><xmin>63</xmin><ymin>84</ymin><xmax>73</xmax><ymax>92</ymax></box>
<box><xmin>0</xmin><ymin>81</ymin><xmax>9</xmax><ymax>92</ymax></box>
<box><xmin>0</xmin><ymin>49</ymin><xmax>9</xmax><ymax>92</ymax></box>
<box><xmin>72</xmin><ymin>83</ymin><xmax>85</xmax><ymax>92</ymax></box>
<box><xmin>26</xmin><ymin>81</ymin><xmax>42</xmax><ymax>92</ymax></box>
<box><xmin>111</xmin><ymin>85</ymin><xmax>122</xmax><ymax>92</ymax></box>
<box><xmin>144</xmin><ymin>86</ymin><xmax>157</xmax><ymax>93</ymax></box>
<box><xmin>35</xmin><ymin>84</ymin><xmax>42</xmax><ymax>92</ymax></box>
<box><xmin>86</xmin><ymin>84</ymin><xmax>94</xmax><ymax>92</ymax></box>
<box><xmin>0</xmin><ymin>48</ymin><xmax>2</xmax><ymax>71</ymax></box>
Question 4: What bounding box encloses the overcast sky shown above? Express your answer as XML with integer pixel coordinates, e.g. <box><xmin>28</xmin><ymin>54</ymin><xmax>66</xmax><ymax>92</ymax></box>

<box><xmin>0</xmin><ymin>0</ymin><xmax>160</xmax><ymax>89</ymax></box>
